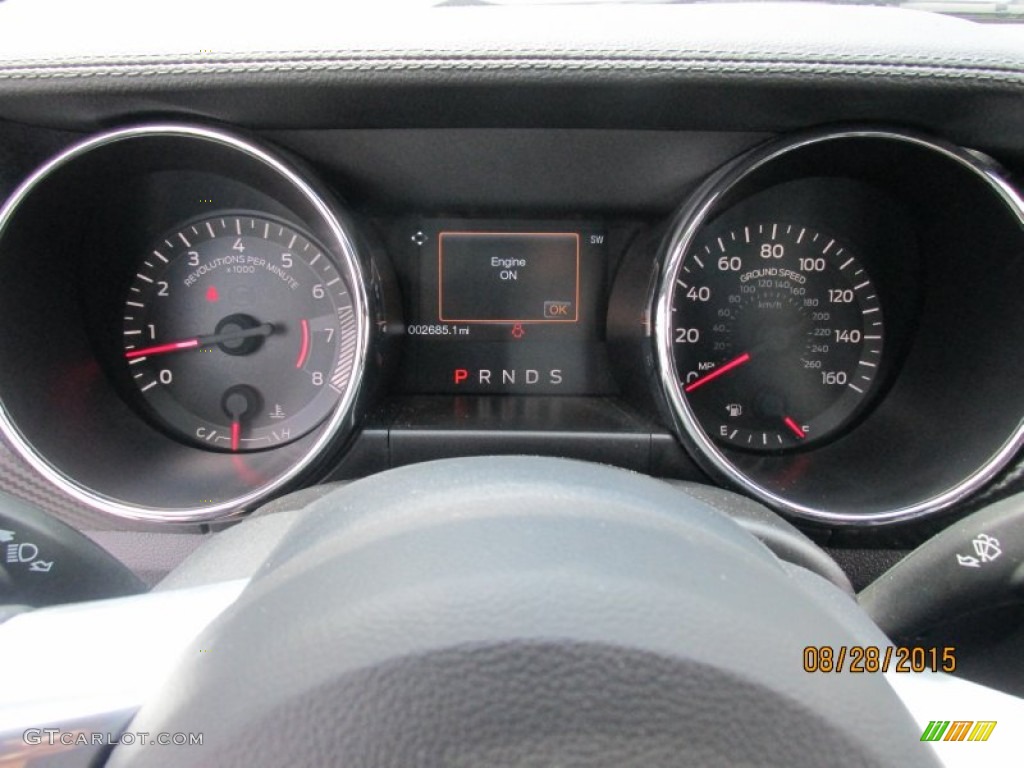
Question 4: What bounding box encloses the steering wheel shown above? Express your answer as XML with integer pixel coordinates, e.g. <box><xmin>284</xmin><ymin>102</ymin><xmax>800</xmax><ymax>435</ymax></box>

<box><xmin>26</xmin><ymin>456</ymin><xmax>1024</xmax><ymax>764</ymax></box>
<box><xmin>39</xmin><ymin>456</ymin><xmax>935</xmax><ymax>767</ymax></box>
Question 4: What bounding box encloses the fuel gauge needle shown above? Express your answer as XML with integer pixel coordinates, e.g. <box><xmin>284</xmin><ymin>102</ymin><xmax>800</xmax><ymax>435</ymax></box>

<box><xmin>684</xmin><ymin>352</ymin><xmax>751</xmax><ymax>393</ymax></box>
<box><xmin>783</xmin><ymin>416</ymin><xmax>806</xmax><ymax>439</ymax></box>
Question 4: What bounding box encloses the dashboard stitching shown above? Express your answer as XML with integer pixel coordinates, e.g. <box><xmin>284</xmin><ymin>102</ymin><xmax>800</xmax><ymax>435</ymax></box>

<box><xmin>2</xmin><ymin>48</ymin><xmax>1024</xmax><ymax>65</ymax></box>
<box><xmin>0</xmin><ymin>58</ymin><xmax>1021</xmax><ymax>86</ymax></box>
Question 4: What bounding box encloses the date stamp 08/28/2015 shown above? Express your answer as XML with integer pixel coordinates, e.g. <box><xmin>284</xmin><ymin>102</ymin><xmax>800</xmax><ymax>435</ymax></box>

<box><xmin>803</xmin><ymin>645</ymin><xmax>957</xmax><ymax>674</ymax></box>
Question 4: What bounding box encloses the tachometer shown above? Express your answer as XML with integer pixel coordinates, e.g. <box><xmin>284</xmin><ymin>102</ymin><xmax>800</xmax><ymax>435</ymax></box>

<box><xmin>123</xmin><ymin>212</ymin><xmax>358</xmax><ymax>452</ymax></box>
<box><xmin>669</xmin><ymin>222</ymin><xmax>883</xmax><ymax>451</ymax></box>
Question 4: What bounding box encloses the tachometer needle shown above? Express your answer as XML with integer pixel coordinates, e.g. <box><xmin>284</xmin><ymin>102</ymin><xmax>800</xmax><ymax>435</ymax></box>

<box><xmin>125</xmin><ymin>323</ymin><xmax>275</xmax><ymax>359</ymax></box>
<box><xmin>684</xmin><ymin>352</ymin><xmax>751</xmax><ymax>393</ymax></box>
<box><xmin>124</xmin><ymin>339</ymin><xmax>199</xmax><ymax>358</ymax></box>
<box><xmin>230</xmin><ymin>420</ymin><xmax>241</xmax><ymax>452</ymax></box>
<box><xmin>783</xmin><ymin>416</ymin><xmax>806</xmax><ymax>439</ymax></box>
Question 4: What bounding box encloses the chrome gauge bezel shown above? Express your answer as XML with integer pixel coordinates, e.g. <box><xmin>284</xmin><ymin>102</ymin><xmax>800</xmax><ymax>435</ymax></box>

<box><xmin>654</xmin><ymin>127</ymin><xmax>1024</xmax><ymax>525</ymax></box>
<box><xmin>0</xmin><ymin>124</ymin><xmax>372</xmax><ymax>522</ymax></box>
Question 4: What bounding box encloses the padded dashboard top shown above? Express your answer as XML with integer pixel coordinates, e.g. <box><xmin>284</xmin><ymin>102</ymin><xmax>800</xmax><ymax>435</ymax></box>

<box><xmin>0</xmin><ymin>2</ymin><xmax>1020</xmax><ymax>153</ymax></box>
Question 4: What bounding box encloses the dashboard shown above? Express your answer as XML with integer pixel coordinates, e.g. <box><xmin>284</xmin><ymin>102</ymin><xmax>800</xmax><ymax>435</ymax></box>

<box><xmin>2</xmin><ymin>1</ymin><xmax>1024</xmax><ymax>765</ymax></box>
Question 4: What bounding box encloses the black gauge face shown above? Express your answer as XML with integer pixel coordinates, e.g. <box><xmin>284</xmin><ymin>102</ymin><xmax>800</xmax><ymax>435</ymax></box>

<box><xmin>669</xmin><ymin>222</ymin><xmax>884</xmax><ymax>451</ymax></box>
<box><xmin>123</xmin><ymin>212</ymin><xmax>358</xmax><ymax>452</ymax></box>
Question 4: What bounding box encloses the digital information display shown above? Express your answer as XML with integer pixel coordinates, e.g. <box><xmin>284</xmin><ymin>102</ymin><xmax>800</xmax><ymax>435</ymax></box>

<box><xmin>438</xmin><ymin>232</ymin><xmax>580</xmax><ymax>324</ymax></box>
<box><xmin>393</xmin><ymin>219</ymin><xmax>618</xmax><ymax>395</ymax></box>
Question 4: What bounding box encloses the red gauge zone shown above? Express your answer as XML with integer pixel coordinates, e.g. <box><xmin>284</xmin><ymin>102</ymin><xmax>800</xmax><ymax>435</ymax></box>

<box><xmin>123</xmin><ymin>213</ymin><xmax>357</xmax><ymax>452</ymax></box>
<box><xmin>670</xmin><ymin>222</ymin><xmax>884</xmax><ymax>451</ymax></box>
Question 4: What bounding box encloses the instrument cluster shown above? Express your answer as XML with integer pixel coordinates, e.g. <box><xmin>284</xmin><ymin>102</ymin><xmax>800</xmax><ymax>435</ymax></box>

<box><xmin>0</xmin><ymin>124</ymin><xmax>1023</xmax><ymax>526</ymax></box>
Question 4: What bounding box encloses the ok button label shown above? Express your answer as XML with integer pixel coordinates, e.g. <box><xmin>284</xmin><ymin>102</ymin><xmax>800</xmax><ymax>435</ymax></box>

<box><xmin>543</xmin><ymin>301</ymin><xmax>573</xmax><ymax>318</ymax></box>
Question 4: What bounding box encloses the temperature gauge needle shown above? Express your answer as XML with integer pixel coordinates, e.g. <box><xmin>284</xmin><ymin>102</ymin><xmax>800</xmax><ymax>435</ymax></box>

<box><xmin>223</xmin><ymin>385</ymin><xmax>259</xmax><ymax>454</ymax></box>
<box><xmin>783</xmin><ymin>417</ymin><xmax>806</xmax><ymax>439</ymax></box>
<box><xmin>684</xmin><ymin>352</ymin><xmax>751</xmax><ymax>393</ymax></box>
<box><xmin>125</xmin><ymin>322</ymin><xmax>275</xmax><ymax>359</ymax></box>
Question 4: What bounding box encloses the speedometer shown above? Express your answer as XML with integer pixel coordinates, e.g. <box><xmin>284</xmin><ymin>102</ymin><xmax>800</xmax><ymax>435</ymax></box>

<box><xmin>669</xmin><ymin>222</ymin><xmax>884</xmax><ymax>451</ymax></box>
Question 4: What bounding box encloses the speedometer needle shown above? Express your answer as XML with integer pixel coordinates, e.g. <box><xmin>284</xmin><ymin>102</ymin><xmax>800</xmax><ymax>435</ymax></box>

<box><xmin>684</xmin><ymin>352</ymin><xmax>751</xmax><ymax>393</ymax></box>
<box><xmin>125</xmin><ymin>323</ymin><xmax>276</xmax><ymax>359</ymax></box>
